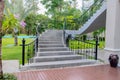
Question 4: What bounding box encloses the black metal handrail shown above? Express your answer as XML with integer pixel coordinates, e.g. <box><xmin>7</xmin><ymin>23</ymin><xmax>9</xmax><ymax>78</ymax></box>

<box><xmin>65</xmin><ymin>34</ymin><xmax>99</xmax><ymax>60</ymax></box>
<box><xmin>24</xmin><ymin>38</ymin><xmax>38</xmax><ymax>46</ymax></box>
<box><xmin>20</xmin><ymin>24</ymin><xmax>40</xmax><ymax>66</ymax></box>
<box><xmin>20</xmin><ymin>37</ymin><xmax>38</xmax><ymax>66</ymax></box>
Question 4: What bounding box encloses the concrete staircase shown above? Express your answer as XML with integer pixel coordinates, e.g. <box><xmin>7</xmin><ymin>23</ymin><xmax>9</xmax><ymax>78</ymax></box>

<box><xmin>21</xmin><ymin>30</ymin><xmax>97</xmax><ymax>70</ymax></box>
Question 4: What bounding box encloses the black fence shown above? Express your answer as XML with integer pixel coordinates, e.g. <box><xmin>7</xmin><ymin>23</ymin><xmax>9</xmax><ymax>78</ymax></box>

<box><xmin>20</xmin><ymin>37</ymin><xmax>38</xmax><ymax>66</ymax></box>
<box><xmin>66</xmin><ymin>34</ymin><xmax>99</xmax><ymax>60</ymax></box>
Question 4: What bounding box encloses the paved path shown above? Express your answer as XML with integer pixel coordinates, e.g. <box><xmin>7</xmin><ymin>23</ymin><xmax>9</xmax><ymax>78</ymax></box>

<box><xmin>15</xmin><ymin>65</ymin><xmax>120</xmax><ymax>80</ymax></box>
<box><xmin>2</xmin><ymin>60</ymin><xmax>19</xmax><ymax>73</ymax></box>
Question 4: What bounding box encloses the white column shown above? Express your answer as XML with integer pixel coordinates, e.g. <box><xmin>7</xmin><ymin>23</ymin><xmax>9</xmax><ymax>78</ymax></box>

<box><xmin>104</xmin><ymin>0</ymin><xmax>120</xmax><ymax>63</ymax></box>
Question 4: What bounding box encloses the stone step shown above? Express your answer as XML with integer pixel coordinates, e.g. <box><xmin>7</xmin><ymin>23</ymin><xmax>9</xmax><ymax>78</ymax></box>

<box><xmin>39</xmin><ymin>39</ymin><xmax>62</xmax><ymax>41</ymax></box>
<box><xmin>39</xmin><ymin>44</ymin><xmax>65</xmax><ymax>48</ymax></box>
<box><xmin>41</xmin><ymin>31</ymin><xmax>63</xmax><ymax>35</ymax></box>
<box><xmin>40</xmin><ymin>35</ymin><xmax>62</xmax><ymax>38</ymax></box>
<box><xmin>39</xmin><ymin>37</ymin><xmax>62</xmax><ymax>40</ymax></box>
<box><xmin>38</xmin><ymin>47</ymin><xmax>68</xmax><ymax>52</ymax></box>
<box><xmin>39</xmin><ymin>39</ymin><xmax>62</xmax><ymax>42</ymax></box>
<box><xmin>39</xmin><ymin>36</ymin><xmax>62</xmax><ymax>39</ymax></box>
<box><xmin>33</xmin><ymin>55</ymin><xmax>83</xmax><ymax>62</ymax></box>
<box><xmin>40</xmin><ymin>32</ymin><xmax>62</xmax><ymax>36</ymax></box>
<box><xmin>39</xmin><ymin>41</ymin><xmax>63</xmax><ymax>44</ymax></box>
<box><xmin>37</xmin><ymin>51</ymin><xmax>74</xmax><ymax>56</ymax></box>
<box><xmin>21</xmin><ymin>59</ymin><xmax>96</xmax><ymax>70</ymax></box>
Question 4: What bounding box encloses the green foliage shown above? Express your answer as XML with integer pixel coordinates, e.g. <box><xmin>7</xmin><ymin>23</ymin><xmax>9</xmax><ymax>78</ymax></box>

<box><xmin>25</xmin><ymin>14</ymin><xmax>37</xmax><ymax>35</ymax></box>
<box><xmin>2</xmin><ymin>9</ymin><xmax>20</xmax><ymax>34</ymax></box>
<box><xmin>41</xmin><ymin>0</ymin><xmax>82</xmax><ymax>30</ymax></box>
<box><xmin>41</xmin><ymin>0</ymin><xmax>64</xmax><ymax>16</ymax></box>
<box><xmin>40</xmin><ymin>0</ymin><xmax>104</xmax><ymax>31</ymax></box>
<box><xmin>4</xmin><ymin>0</ymin><xmax>39</xmax><ymax>21</ymax></box>
<box><xmin>92</xmin><ymin>27</ymin><xmax>105</xmax><ymax>37</ymax></box>
<box><xmin>2</xmin><ymin>73</ymin><xmax>17</xmax><ymax>80</ymax></box>
<box><xmin>25</xmin><ymin>14</ymin><xmax>50</xmax><ymax>34</ymax></box>
<box><xmin>36</xmin><ymin>15</ymin><xmax>50</xmax><ymax>32</ymax></box>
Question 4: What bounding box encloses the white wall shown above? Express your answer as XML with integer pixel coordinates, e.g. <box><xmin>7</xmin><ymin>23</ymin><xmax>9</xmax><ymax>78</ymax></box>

<box><xmin>104</xmin><ymin>0</ymin><xmax>120</xmax><ymax>63</ymax></box>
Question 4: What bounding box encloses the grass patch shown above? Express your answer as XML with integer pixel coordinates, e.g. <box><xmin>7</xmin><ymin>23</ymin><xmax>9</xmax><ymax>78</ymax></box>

<box><xmin>2</xmin><ymin>37</ymin><xmax>33</xmax><ymax>64</ymax></box>
<box><xmin>69</xmin><ymin>40</ymin><xmax>105</xmax><ymax>49</ymax></box>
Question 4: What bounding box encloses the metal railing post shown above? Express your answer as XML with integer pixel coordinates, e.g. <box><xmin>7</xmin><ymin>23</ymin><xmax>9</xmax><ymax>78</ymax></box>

<box><xmin>63</xmin><ymin>18</ymin><xmax>66</xmax><ymax>44</ymax></box>
<box><xmin>22</xmin><ymin>38</ymin><xmax>25</xmax><ymax>66</ymax></box>
<box><xmin>36</xmin><ymin>37</ymin><xmax>38</xmax><ymax>52</ymax></box>
<box><xmin>66</xmin><ymin>34</ymin><xmax>71</xmax><ymax>47</ymax></box>
<box><xmin>95</xmin><ymin>36</ymin><xmax>98</xmax><ymax>60</ymax></box>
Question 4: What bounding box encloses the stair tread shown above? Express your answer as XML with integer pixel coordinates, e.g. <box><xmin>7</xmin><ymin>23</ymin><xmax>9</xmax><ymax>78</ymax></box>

<box><xmin>39</xmin><ymin>41</ymin><xmax>62</xmax><ymax>42</ymax></box>
<box><xmin>25</xmin><ymin>59</ymin><xmax>96</xmax><ymax>66</ymax></box>
<box><xmin>39</xmin><ymin>47</ymin><xmax>68</xmax><ymax>49</ymax></box>
<box><xmin>34</xmin><ymin>55</ymin><xmax>82</xmax><ymax>58</ymax></box>
<box><xmin>39</xmin><ymin>43</ymin><xmax>63</xmax><ymax>44</ymax></box>
<box><xmin>37</xmin><ymin>51</ymin><xmax>72</xmax><ymax>53</ymax></box>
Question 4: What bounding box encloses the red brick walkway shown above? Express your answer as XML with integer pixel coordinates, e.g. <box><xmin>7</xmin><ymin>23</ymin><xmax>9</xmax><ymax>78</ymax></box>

<box><xmin>15</xmin><ymin>65</ymin><xmax>120</xmax><ymax>80</ymax></box>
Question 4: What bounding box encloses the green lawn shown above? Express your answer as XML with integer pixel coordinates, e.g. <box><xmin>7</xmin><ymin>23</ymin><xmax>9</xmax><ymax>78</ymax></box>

<box><xmin>69</xmin><ymin>40</ymin><xmax>105</xmax><ymax>49</ymax></box>
<box><xmin>2</xmin><ymin>38</ymin><xmax>33</xmax><ymax>64</ymax></box>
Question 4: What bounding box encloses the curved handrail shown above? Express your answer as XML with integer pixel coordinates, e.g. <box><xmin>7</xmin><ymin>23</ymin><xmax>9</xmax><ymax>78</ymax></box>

<box><xmin>66</xmin><ymin>34</ymin><xmax>97</xmax><ymax>45</ymax></box>
<box><xmin>20</xmin><ymin>24</ymin><xmax>40</xmax><ymax>65</ymax></box>
<box><xmin>24</xmin><ymin>23</ymin><xmax>40</xmax><ymax>46</ymax></box>
<box><xmin>65</xmin><ymin>34</ymin><xmax>99</xmax><ymax>60</ymax></box>
<box><xmin>25</xmin><ymin>37</ymin><xmax>38</xmax><ymax>46</ymax></box>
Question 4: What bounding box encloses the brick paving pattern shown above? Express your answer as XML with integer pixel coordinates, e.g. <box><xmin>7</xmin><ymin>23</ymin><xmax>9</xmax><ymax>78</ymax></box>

<box><xmin>15</xmin><ymin>65</ymin><xmax>120</xmax><ymax>80</ymax></box>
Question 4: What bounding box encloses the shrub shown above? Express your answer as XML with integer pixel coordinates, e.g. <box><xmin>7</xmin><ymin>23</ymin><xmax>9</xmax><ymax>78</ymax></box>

<box><xmin>0</xmin><ymin>73</ymin><xmax>17</xmax><ymax>80</ymax></box>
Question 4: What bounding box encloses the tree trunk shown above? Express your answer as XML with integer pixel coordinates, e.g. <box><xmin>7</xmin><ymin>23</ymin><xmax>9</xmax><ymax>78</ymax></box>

<box><xmin>0</xmin><ymin>0</ymin><xmax>4</xmax><ymax>79</ymax></box>
<box><xmin>14</xmin><ymin>34</ymin><xmax>18</xmax><ymax>46</ymax></box>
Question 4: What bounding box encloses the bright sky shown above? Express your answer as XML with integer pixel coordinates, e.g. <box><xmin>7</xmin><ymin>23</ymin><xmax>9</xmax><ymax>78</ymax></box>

<box><xmin>37</xmin><ymin>2</ymin><xmax>47</xmax><ymax>14</ymax></box>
